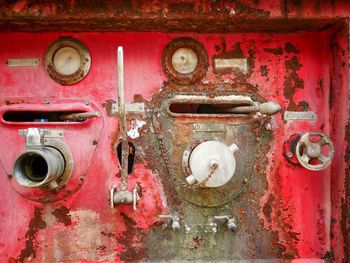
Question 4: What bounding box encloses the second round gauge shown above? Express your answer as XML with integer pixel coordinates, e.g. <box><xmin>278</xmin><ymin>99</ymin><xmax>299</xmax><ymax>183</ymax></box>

<box><xmin>171</xmin><ymin>47</ymin><xmax>198</xmax><ymax>74</ymax></box>
<box><xmin>162</xmin><ymin>37</ymin><xmax>209</xmax><ymax>85</ymax></box>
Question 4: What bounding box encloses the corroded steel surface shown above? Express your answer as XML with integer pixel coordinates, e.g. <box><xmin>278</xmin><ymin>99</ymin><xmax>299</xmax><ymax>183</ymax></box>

<box><xmin>0</xmin><ymin>1</ymin><xmax>348</xmax><ymax>262</ymax></box>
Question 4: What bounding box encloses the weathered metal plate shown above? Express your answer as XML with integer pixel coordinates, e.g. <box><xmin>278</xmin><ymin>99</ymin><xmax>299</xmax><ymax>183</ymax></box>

<box><xmin>214</xmin><ymin>58</ymin><xmax>248</xmax><ymax>73</ymax></box>
<box><xmin>7</xmin><ymin>58</ymin><xmax>39</xmax><ymax>67</ymax></box>
<box><xmin>284</xmin><ymin>111</ymin><xmax>317</xmax><ymax>121</ymax></box>
<box><xmin>193</xmin><ymin>122</ymin><xmax>225</xmax><ymax>133</ymax></box>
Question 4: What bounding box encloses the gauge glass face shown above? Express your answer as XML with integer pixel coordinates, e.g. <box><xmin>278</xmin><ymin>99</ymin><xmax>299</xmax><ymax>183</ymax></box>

<box><xmin>53</xmin><ymin>47</ymin><xmax>81</xmax><ymax>75</ymax></box>
<box><xmin>171</xmin><ymin>47</ymin><xmax>198</xmax><ymax>74</ymax></box>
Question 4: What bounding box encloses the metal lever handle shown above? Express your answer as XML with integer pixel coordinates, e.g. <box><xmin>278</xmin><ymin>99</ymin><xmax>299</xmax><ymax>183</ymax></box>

<box><xmin>59</xmin><ymin>112</ymin><xmax>101</xmax><ymax>121</ymax></box>
<box><xmin>219</xmin><ymin>101</ymin><xmax>281</xmax><ymax>115</ymax></box>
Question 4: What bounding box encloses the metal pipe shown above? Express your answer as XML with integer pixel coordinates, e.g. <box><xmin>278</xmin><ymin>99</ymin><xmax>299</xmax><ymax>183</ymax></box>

<box><xmin>216</xmin><ymin>101</ymin><xmax>281</xmax><ymax>115</ymax></box>
<box><xmin>13</xmin><ymin>147</ymin><xmax>65</xmax><ymax>188</ymax></box>
<box><xmin>58</xmin><ymin>111</ymin><xmax>101</xmax><ymax>121</ymax></box>
<box><xmin>118</xmin><ymin>46</ymin><xmax>128</xmax><ymax>191</ymax></box>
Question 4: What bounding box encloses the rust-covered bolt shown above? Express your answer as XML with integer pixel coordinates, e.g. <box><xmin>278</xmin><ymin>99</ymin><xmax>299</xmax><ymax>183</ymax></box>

<box><xmin>227</xmin><ymin>219</ymin><xmax>237</xmax><ymax>232</ymax></box>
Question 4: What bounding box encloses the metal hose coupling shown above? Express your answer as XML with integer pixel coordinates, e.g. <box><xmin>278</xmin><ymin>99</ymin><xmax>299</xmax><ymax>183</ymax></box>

<box><xmin>13</xmin><ymin>128</ymin><xmax>66</xmax><ymax>189</ymax></box>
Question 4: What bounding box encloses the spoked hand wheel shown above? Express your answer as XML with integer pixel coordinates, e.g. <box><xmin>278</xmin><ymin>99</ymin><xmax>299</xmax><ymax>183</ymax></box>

<box><xmin>295</xmin><ymin>132</ymin><xmax>334</xmax><ymax>171</ymax></box>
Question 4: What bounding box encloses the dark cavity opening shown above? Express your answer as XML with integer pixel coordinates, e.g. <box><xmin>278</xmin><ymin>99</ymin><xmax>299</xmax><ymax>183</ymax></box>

<box><xmin>117</xmin><ymin>141</ymin><xmax>135</xmax><ymax>174</ymax></box>
<box><xmin>3</xmin><ymin>111</ymin><xmax>87</xmax><ymax>122</ymax></box>
<box><xmin>22</xmin><ymin>154</ymin><xmax>48</xmax><ymax>182</ymax></box>
<box><xmin>169</xmin><ymin>103</ymin><xmax>253</xmax><ymax>114</ymax></box>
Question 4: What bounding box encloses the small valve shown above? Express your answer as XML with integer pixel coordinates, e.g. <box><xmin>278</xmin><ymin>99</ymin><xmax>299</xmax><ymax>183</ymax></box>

<box><xmin>158</xmin><ymin>214</ymin><xmax>181</xmax><ymax>231</ymax></box>
<box><xmin>110</xmin><ymin>184</ymin><xmax>141</xmax><ymax>211</ymax></box>
<box><xmin>214</xmin><ymin>215</ymin><xmax>237</xmax><ymax>232</ymax></box>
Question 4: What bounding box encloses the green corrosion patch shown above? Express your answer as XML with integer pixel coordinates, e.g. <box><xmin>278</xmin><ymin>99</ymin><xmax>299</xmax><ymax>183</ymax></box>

<box><xmin>17</xmin><ymin>207</ymin><xmax>46</xmax><ymax>263</ymax></box>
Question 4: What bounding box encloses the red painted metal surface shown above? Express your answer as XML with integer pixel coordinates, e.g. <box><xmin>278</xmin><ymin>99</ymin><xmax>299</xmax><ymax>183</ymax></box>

<box><xmin>0</xmin><ymin>1</ymin><xmax>348</xmax><ymax>262</ymax></box>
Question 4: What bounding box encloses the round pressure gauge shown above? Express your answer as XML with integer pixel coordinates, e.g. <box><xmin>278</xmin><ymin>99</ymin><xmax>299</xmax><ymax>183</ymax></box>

<box><xmin>44</xmin><ymin>37</ymin><xmax>91</xmax><ymax>85</ymax></box>
<box><xmin>171</xmin><ymin>47</ymin><xmax>198</xmax><ymax>74</ymax></box>
<box><xmin>162</xmin><ymin>37</ymin><xmax>208</xmax><ymax>85</ymax></box>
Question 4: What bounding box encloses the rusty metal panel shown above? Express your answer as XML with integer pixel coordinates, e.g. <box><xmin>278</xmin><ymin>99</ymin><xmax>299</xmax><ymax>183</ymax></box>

<box><xmin>0</xmin><ymin>1</ymin><xmax>348</xmax><ymax>262</ymax></box>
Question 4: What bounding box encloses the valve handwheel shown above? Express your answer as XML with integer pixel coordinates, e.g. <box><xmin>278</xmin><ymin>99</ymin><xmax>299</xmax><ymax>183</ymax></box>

<box><xmin>295</xmin><ymin>132</ymin><xmax>334</xmax><ymax>171</ymax></box>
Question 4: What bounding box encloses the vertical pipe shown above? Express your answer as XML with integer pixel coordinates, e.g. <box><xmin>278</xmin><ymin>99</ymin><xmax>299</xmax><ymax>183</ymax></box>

<box><xmin>118</xmin><ymin>46</ymin><xmax>128</xmax><ymax>191</ymax></box>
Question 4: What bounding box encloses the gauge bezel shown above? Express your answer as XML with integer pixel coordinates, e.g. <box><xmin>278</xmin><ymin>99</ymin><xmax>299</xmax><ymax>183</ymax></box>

<box><xmin>161</xmin><ymin>37</ymin><xmax>209</xmax><ymax>85</ymax></box>
<box><xmin>44</xmin><ymin>37</ymin><xmax>91</xmax><ymax>85</ymax></box>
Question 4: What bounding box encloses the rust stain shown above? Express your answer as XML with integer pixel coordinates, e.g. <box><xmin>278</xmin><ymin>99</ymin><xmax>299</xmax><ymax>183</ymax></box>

<box><xmin>212</xmin><ymin>41</ymin><xmax>245</xmax><ymax>76</ymax></box>
<box><xmin>262</xmin><ymin>194</ymin><xmax>275</xmax><ymax>222</ymax></box>
<box><xmin>117</xmin><ymin>212</ymin><xmax>149</xmax><ymax>261</ymax></box>
<box><xmin>271</xmin><ymin>166</ymin><xmax>300</xmax><ymax>259</ymax></box>
<box><xmin>51</xmin><ymin>206</ymin><xmax>72</xmax><ymax>226</ymax></box>
<box><xmin>233</xmin><ymin>2</ymin><xmax>270</xmax><ymax>18</ymax></box>
<box><xmin>260</xmin><ymin>65</ymin><xmax>270</xmax><ymax>79</ymax></box>
<box><xmin>263</xmin><ymin>47</ymin><xmax>284</xmax><ymax>55</ymax></box>
<box><xmin>17</xmin><ymin>207</ymin><xmax>46</xmax><ymax>263</ymax></box>
<box><xmin>283</xmin><ymin>56</ymin><xmax>304</xmax><ymax>111</ymax></box>
<box><xmin>284</xmin><ymin>42</ymin><xmax>300</xmax><ymax>54</ymax></box>
<box><xmin>341</xmin><ymin>118</ymin><xmax>350</xmax><ymax>262</ymax></box>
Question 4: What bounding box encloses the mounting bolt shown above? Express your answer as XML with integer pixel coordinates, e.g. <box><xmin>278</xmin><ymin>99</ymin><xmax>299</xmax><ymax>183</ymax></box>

<box><xmin>45</xmin><ymin>99</ymin><xmax>50</xmax><ymax>104</ymax></box>
<box><xmin>286</xmin><ymin>152</ymin><xmax>293</xmax><ymax>158</ymax></box>
<box><xmin>256</xmin><ymin>137</ymin><xmax>261</xmax><ymax>142</ymax></box>
<box><xmin>85</xmin><ymin>101</ymin><xmax>90</xmax><ymax>106</ymax></box>
<box><xmin>227</xmin><ymin>219</ymin><xmax>237</xmax><ymax>232</ymax></box>
<box><xmin>167</xmin><ymin>93</ymin><xmax>172</xmax><ymax>98</ymax></box>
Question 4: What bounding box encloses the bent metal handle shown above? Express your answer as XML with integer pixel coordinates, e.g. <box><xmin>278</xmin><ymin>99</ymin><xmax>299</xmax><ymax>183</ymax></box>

<box><xmin>217</xmin><ymin>101</ymin><xmax>281</xmax><ymax>115</ymax></box>
<box><xmin>58</xmin><ymin>111</ymin><xmax>101</xmax><ymax>121</ymax></box>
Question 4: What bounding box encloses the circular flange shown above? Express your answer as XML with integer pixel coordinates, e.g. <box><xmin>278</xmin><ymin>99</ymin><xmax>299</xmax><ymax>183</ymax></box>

<box><xmin>184</xmin><ymin>140</ymin><xmax>236</xmax><ymax>188</ymax></box>
<box><xmin>45</xmin><ymin>138</ymin><xmax>74</xmax><ymax>188</ymax></box>
<box><xmin>161</xmin><ymin>37</ymin><xmax>209</xmax><ymax>85</ymax></box>
<box><xmin>44</xmin><ymin>37</ymin><xmax>91</xmax><ymax>85</ymax></box>
<box><xmin>10</xmin><ymin>138</ymin><xmax>75</xmax><ymax>203</ymax></box>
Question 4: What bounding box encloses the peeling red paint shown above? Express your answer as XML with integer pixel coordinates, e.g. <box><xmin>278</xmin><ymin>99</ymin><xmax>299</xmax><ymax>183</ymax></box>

<box><xmin>0</xmin><ymin>1</ymin><xmax>348</xmax><ymax>262</ymax></box>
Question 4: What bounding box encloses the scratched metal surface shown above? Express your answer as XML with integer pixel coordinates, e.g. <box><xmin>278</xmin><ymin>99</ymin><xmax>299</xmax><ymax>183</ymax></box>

<box><xmin>0</xmin><ymin>1</ymin><xmax>348</xmax><ymax>262</ymax></box>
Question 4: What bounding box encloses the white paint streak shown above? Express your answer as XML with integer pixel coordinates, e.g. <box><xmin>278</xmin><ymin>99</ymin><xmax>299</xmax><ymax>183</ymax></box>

<box><xmin>127</xmin><ymin>120</ymin><xmax>146</xmax><ymax>139</ymax></box>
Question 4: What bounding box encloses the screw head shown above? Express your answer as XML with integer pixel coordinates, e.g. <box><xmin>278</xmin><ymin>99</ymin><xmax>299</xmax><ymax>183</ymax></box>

<box><xmin>286</xmin><ymin>152</ymin><xmax>293</xmax><ymax>158</ymax></box>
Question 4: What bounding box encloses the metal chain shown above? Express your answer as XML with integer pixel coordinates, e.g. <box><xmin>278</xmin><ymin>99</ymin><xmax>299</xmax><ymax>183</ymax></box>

<box><xmin>155</xmin><ymin>131</ymin><xmax>217</xmax><ymax>189</ymax></box>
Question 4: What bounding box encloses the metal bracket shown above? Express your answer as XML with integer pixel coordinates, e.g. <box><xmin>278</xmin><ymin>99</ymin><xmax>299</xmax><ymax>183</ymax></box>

<box><xmin>18</xmin><ymin>128</ymin><xmax>64</xmax><ymax>149</ymax></box>
<box><xmin>105</xmin><ymin>99</ymin><xmax>144</xmax><ymax>117</ymax></box>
